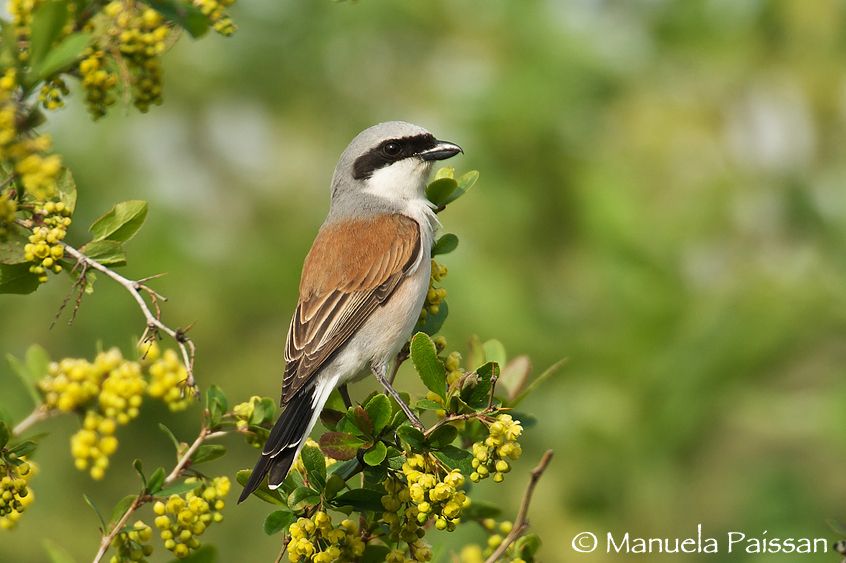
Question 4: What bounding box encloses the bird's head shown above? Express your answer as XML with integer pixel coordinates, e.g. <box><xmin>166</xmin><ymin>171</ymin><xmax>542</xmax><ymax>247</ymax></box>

<box><xmin>330</xmin><ymin>121</ymin><xmax>462</xmax><ymax>208</ymax></box>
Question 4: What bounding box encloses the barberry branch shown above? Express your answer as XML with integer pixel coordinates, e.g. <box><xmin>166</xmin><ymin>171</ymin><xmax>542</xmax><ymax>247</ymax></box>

<box><xmin>58</xmin><ymin>241</ymin><xmax>198</xmax><ymax>390</ymax></box>
<box><xmin>11</xmin><ymin>405</ymin><xmax>52</xmax><ymax>436</ymax></box>
<box><xmin>483</xmin><ymin>449</ymin><xmax>554</xmax><ymax>563</ymax></box>
<box><xmin>91</xmin><ymin>426</ymin><xmax>228</xmax><ymax>563</ymax></box>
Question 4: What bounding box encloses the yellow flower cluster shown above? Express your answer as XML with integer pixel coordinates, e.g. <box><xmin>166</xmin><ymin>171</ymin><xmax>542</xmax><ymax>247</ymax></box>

<box><xmin>39</xmin><ymin>78</ymin><xmax>70</xmax><ymax>111</ymax></box>
<box><xmin>39</xmin><ymin>348</ymin><xmax>152</xmax><ymax>479</ymax></box>
<box><xmin>39</xmin><ymin>348</ymin><xmax>123</xmax><ymax>412</ymax></box>
<box><xmin>24</xmin><ymin>200</ymin><xmax>71</xmax><ymax>282</ymax></box>
<box><xmin>110</xmin><ymin>520</ymin><xmax>154</xmax><ymax>563</ymax></box>
<box><xmin>193</xmin><ymin>0</ymin><xmax>237</xmax><ymax>36</ymax></box>
<box><xmin>403</xmin><ymin>454</ymin><xmax>468</xmax><ymax>531</ymax></box>
<box><xmin>0</xmin><ymin>192</ymin><xmax>16</xmax><ymax>238</ymax></box>
<box><xmin>153</xmin><ymin>476</ymin><xmax>229</xmax><ymax>559</ymax></box>
<box><xmin>146</xmin><ymin>346</ymin><xmax>195</xmax><ymax>411</ymax></box>
<box><xmin>70</xmin><ymin>411</ymin><xmax>119</xmax><ymax>480</ymax></box>
<box><xmin>418</xmin><ymin>260</ymin><xmax>448</xmax><ymax>323</ymax></box>
<box><xmin>0</xmin><ymin>69</ymin><xmax>62</xmax><ymax>201</ymax></box>
<box><xmin>79</xmin><ymin>49</ymin><xmax>119</xmax><ymax>119</ymax></box>
<box><xmin>233</xmin><ymin>395</ymin><xmax>261</xmax><ymax>429</ymax></box>
<box><xmin>380</xmin><ymin>475</ymin><xmax>427</xmax><ymax>550</ymax></box>
<box><xmin>470</xmin><ymin>414</ymin><xmax>523</xmax><ymax>484</ymax></box>
<box><xmin>286</xmin><ymin>511</ymin><xmax>365</xmax><ymax>563</ymax></box>
<box><xmin>0</xmin><ymin>459</ymin><xmax>35</xmax><ymax>530</ymax></box>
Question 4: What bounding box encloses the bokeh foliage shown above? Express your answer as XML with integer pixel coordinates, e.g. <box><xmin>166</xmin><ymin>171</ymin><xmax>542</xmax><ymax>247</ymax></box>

<box><xmin>3</xmin><ymin>0</ymin><xmax>846</xmax><ymax>561</ymax></box>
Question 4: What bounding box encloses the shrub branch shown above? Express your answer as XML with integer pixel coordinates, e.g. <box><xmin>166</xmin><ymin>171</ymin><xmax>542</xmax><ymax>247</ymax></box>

<box><xmin>484</xmin><ymin>449</ymin><xmax>554</xmax><ymax>563</ymax></box>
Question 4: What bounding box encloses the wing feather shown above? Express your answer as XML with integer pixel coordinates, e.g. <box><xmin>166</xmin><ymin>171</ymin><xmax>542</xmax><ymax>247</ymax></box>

<box><xmin>281</xmin><ymin>214</ymin><xmax>421</xmax><ymax>403</ymax></box>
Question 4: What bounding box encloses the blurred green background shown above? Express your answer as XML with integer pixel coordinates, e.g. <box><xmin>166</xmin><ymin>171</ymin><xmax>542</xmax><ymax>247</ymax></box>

<box><xmin>4</xmin><ymin>0</ymin><xmax>846</xmax><ymax>561</ymax></box>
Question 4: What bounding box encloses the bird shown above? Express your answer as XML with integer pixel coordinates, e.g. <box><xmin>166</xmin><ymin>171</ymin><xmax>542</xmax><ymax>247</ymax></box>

<box><xmin>238</xmin><ymin>121</ymin><xmax>463</xmax><ymax>503</ymax></box>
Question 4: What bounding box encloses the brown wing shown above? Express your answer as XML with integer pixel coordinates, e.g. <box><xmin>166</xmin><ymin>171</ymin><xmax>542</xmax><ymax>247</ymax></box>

<box><xmin>281</xmin><ymin>213</ymin><xmax>421</xmax><ymax>403</ymax></box>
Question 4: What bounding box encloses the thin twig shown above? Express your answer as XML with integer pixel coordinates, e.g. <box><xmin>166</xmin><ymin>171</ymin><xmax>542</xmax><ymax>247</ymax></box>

<box><xmin>11</xmin><ymin>405</ymin><xmax>51</xmax><ymax>436</ymax></box>
<box><xmin>484</xmin><ymin>450</ymin><xmax>554</xmax><ymax>563</ymax></box>
<box><xmin>424</xmin><ymin>368</ymin><xmax>500</xmax><ymax>438</ymax></box>
<box><xmin>60</xmin><ymin>242</ymin><xmax>198</xmax><ymax>389</ymax></box>
<box><xmin>91</xmin><ymin>427</ymin><xmax>228</xmax><ymax>563</ymax></box>
<box><xmin>388</xmin><ymin>344</ymin><xmax>410</xmax><ymax>385</ymax></box>
<box><xmin>274</xmin><ymin>537</ymin><xmax>290</xmax><ymax>563</ymax></box>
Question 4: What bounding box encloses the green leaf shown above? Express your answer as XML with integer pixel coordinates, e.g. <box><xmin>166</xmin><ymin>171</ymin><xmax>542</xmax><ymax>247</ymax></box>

<box><xmin>410</xmin><ymin>332</ymin><xmax>446</xmax><ymax>399</ymax></box>
<box><xmin>287</xmin><ymin>486</ymin><xmax>320</xmax><ymax>511</ymax></box>
<box><xmin>78</xmin><ymin>240</ymin><xmax>126</xmax><ymax>267</ymax></box>
<box><xmin>462</xmin><ymin>362</ymin><xmax>499</xmax><ymax>409</ymax></box>
<box><xmin>56</xmin><ymin>168</ymin><xmax>77</xmax><ymax>214</ymax></box>
<box><xmin>251</xmin><ymin>397</ymin><xmax>276</xmax><ymax>425</ymax></box>
<box><xmin>83</xmin><ymin>493</ymin><xmax>106</xmax><ymax>531</ymax></box>
<box><xmin>425</xmin><ymin>177</ymin><xmax>458</xmax><ymax>207</ymax></box>
<box><xmin>0</xmin><ymin>420</ymin><xmax>9</xmax><ymax>449</ymax></box>
<box><xmin>33</xmin><ymin>32</ymin><xmax>91</xmax><ymax>81</ymax></box>
<box><xmin>166</xmin><ymin>544</ymin><xmax>217</xmax><ymax>563</ymax></box>
<box><xmin>432</xmin><ymin>233</ymin><xmax>459</xmax><ymax>256</ymax></box>
<box><xmin>158</xmin><ymin>423</ymin><xmax>180</xmax><ymax>450</ymax></box>
<box><xmin>0</xmin><ymin>230</ymin><xmax>30</xmax><ymax>265</ymax></box>
<box><xmin>264</xmin><ymin>509</ymin><xmax>295</xmax><ymax>535</ymax></box>
<box><xmin>414</xmin><ymin>399</ymin><xmax>443</xmax><ymax>411</ymax></box>
<box><xmin>142</xmin><ymin>0</ymin><xmax>209</xmax><ymax>37</ymax></box>
<box><xmin>443</xmin><ymin>170</ymin><xmax>479</xmax><ymax>205</ymax></box>
<box><xmin>515</xmin><ymin>533</ymin><xmax>542</xmax><ymax>558</ymax></box>
<box><xmin>323</xmin><ymin>474</ymin><xmax>346</xmax><ymax>500</ymax></box>
<box><xmin>426</xmin><ymin>425</ymin><xmax>457</xmax><ymax>449</ymax></box>
<box><xmin>416</xmin><ymin>299</ymin><xmax>449</xmax><ymax>336</ymax></box>
<box><xmin>361</xmin><ymin>545</ymin><xmax>391</xmax><ymax>563</ymax></box>
<box><xmin>348</xmin><ymin>405</ymin><xmax>373</xmax><ymax>436</ymax></box>
<box><xmin>43</xmin><ymin>539</ymin><xmax>77</xmax><ymax>563</ymax></box>
<box><xmin>396</xmin><ymin>424</ymin><xmax>425</xmax><ymax>451</ymax></box>
<box><xmin>8</xmin><ymin>440</ymin><xmax>37</xmax><ymax>457</ymax></box>
<box><xmin>0</xmin><ymin>263</ymin><xmax>40</xmax><ymax>294</ymax></box>
<box><xmin>320</xmin><ymin>408</ymin><xmax>344</xmax><ymax>431</ymax></box>
<box><xmin>147</xmin><ymin>467</ymin><xmax>166</xmax><ymax>494</ymax></box>
<box><xmin>89</xmin><ymin>200</ymin><xmax>148</xmax><ymax>243</ymax></box>
<box><xmin>28</xmin><ymin>0</ymin><xmax>70</xmax><ymax>75</ymax></box>
<box><xmin>364</xmin><ymin>394</ymin><xmax>391</xmax><ymax>434</ymax></box>
<box><xmin>363</xmin><ymin>441</ymin><xmax>387</xmax><ymax>466</ymax></box>
<box><xmin>432</xmin><ymin>445</ymin><xmax>474</xmax><ymax>474</ymax></box>
<box><xmin>235</xmin><ymin>469</ymin><xmax>287</xmax><ymax>505</ymax></box>
<box><xmin>462</xmin><ymin>500</ymin><xmax>503</xmax><ymax>520</ymax></box>
<box><xmin>6</xmin><ymin>349</ymin><xmax>43</xmax><ymax>406</ymax></box>
<box><xmin>331</xmin><ymin>488</ymin><xmax>384</xmax><ymax>512</ymax></box>
<box><xmin>132</xmin><ymin>459</ymin><xmax>147</xmax><ymax>489</ymax></box>
<box><xmin>109</xmin><ymin>495</ymin><xmax>137</xmax><ymax>525</ymax></box>
<box><xmin>482</xmin><ymin>339</ymin><xmax>507</xmax><ymax>371</ymax></box>
<box><xmin>300</xmin><ymin>444</ymin><xmax>326</xmax><ymax>489</ymax></box>
<box><xmin>205</xmin><ymin>385</ymin><xmax>228</xmax><ymax>426</ymax></box>
<box><xmin>319</xmin><ymin>432</ymin><xmax>365</xmax><ymax>461</ymax></box>
<box><xmin>156</xmin><ymin>481</ymin><xmax>198</xmax><ymax>497</ymax></box>
<box><xmin>190</xmin><ymin>444</ymin><xmax>226</xmax><ymax>465</ymax></box>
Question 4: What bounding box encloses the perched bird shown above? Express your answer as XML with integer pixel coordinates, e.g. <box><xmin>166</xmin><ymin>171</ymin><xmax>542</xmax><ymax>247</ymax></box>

<box><xmin>239</xmin><ymin>121</ymin><xmax>462</xmax><ymax>503</ymax></box>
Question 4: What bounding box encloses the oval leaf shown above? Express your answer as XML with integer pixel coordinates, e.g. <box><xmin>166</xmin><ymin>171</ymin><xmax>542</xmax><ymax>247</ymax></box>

<box><xmin>410</xmin><ymin>332</ymin><xmax>446</xmax><ymax>399</ymax></box>
<box><xmin>89</xmin><ymin>200</ymin><xmax>148</xmax><ymax>243</ymax></box>
<box><xmin>363</xmin><ymin>441</ymin><xmax>387</xmax><ymax>466</ymax></box>
<box><xmin>364</xmin><ymin>394</ymin><xmax>391</xmax><ymax>434</ymax></box>
<box><xmin>319</xmin><ymin>432</ymin><xmax>365</xmax><ymax>461</ymax></box>
<box><xmin>264</xmin><ymin>509</ymin><xmax>295</xmax><ymax>535</ymax></box>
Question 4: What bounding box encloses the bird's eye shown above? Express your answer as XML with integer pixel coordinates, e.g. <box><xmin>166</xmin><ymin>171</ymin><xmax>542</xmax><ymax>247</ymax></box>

<box><xmin>382</xmin><ymin>142</ymin><xmax>402</xmax><ymax>157</ymax></box>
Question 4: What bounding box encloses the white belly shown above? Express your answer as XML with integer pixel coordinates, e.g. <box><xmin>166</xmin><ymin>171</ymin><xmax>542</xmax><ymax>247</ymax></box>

<box><xmin>322</xmin><ymin>251</ymin><xmax>431</xmax><ymax>384</ymax></box>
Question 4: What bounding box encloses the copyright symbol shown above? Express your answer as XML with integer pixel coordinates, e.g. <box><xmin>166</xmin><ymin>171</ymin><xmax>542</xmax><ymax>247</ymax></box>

<box><xmin>571</xmin><ymin>531</ymin><xmax>598</xmax><ymax>553</ymax></box>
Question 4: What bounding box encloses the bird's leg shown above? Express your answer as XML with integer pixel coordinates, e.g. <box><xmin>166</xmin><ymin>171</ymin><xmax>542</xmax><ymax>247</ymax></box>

<box><xmin>371</xmin><ymin>361</ymin><xmax>424</xmax><ymax>431</ymax></box>
<box><xmin>339</xmin><ymin>384</ymin><xmax>352</xmax><ymax>409</ymax></box>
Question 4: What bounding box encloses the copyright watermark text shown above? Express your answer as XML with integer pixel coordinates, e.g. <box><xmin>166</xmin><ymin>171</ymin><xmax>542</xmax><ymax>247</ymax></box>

<box><xmin>570</xmin><ymin>524</ymin><xmax>829</xmax><ymax>555</ymax></box>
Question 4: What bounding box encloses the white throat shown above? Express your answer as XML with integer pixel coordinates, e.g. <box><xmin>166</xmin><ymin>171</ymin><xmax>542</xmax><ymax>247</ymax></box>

<box><xmin>362</xmin><ymin>159</ymin><xmax>440</xmax><ymax>272</ymax></box>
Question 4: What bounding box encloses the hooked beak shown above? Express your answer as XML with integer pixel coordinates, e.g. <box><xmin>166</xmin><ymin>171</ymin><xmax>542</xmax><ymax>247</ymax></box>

<box><xmin>418</xmin><ymin>140</ymin><xmax>463</xmax><ymax>161</ymax></box>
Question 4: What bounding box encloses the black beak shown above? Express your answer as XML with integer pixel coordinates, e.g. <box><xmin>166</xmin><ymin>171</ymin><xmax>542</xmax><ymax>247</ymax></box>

<box><xmin>418</xmin><ymin>140</ymin><xmax>463</xmax><ymax>161</ymax></box>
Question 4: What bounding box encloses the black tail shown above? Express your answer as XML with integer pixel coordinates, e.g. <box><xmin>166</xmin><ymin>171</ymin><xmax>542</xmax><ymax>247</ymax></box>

<box><xmin>238</xmin><ymin>385</ymin><xmax>318</xmax><ymax>503</ymax></box>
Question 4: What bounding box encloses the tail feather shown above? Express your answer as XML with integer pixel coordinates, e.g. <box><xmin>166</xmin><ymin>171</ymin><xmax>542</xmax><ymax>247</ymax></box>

<box><xmin>238</xmin><ymin>385</ymin><xmax>317</xmax><ymax>503</ymax></box>
<box><xmin>238</xmin><ymin>374</ymin><xmax>339</xmax><ymax>504</ymax></box>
